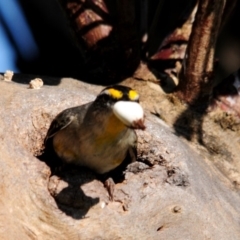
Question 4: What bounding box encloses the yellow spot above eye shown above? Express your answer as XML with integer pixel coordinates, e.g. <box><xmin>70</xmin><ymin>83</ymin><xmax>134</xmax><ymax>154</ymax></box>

<box><xmin>128</xmin><ymin>90</ymin><xmax>139</xmax><ymax>101</ymax></box>
<box><xmin>108</xmin><ymin>88</ymin><xmax>123</xmax><ymax>99</ymax></box>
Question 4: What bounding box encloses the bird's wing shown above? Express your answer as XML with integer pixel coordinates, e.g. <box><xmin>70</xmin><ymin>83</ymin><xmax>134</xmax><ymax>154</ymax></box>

<box><xmin>44</xmin><ymin>103</ymin><xmax>91</xmax><ymax>145</ymax></box>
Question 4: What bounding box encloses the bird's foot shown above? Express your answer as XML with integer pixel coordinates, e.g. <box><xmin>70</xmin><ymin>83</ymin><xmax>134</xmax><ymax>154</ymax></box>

<box><xmin>104</xmin><ymin>177</ymin><xmax>115</xmax><ymax>201</ymax></box>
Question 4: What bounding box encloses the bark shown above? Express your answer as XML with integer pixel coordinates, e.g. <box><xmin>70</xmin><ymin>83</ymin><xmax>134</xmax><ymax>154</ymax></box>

<box><xmin>133</xmin><ymin>1</ymin><xmax>198</xmax><ymax>90</ymax></box>
<box><xmin>57</xmin><ymin>0</ymin><xmax>112</xmax><ymax>48</ymax></box>
<box><xmin>175</xmin><ymin>0</ymin><xmax>226</xmax><ymax>104</ymax></box>
<box><xmin>56</xmin><ymin>0</ymin><xmax>140</xmax><ymax>82</ymax></box>
<box><xmin>145</xmin><ymin>0</ymin><xmax>197</xmax><ymax>58</ymax></box>
<box><xmin>0</xmin><ymin>74</ymin><xmax>240</xmax><ymax>239</ymax></box>
<box><xmin>149</xmin><ymin>1</ymin><xmax>197</xmax><ymax>60</ymax></box>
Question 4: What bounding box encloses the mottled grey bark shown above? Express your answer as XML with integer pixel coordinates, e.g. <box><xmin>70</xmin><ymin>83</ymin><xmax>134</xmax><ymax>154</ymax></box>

<box><xmin>0</xmin><ymin>75</ymin><xmax>239</xmax><ymax>239</ymax></box>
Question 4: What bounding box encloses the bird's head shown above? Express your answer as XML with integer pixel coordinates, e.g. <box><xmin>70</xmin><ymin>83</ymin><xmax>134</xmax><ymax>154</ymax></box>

<box><xmin>97</xmin><ymin>85</ymin><xmax>145</xmax><ymax>130</ymax></box>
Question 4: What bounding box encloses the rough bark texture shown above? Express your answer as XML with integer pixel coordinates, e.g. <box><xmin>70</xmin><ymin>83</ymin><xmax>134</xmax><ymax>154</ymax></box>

<box><xmin>0</xmin><ymin>75</ymin><xmax>240</xmax><ymax>239</ymax></box>
<box><xmin>176</xmin><ymin>0</ymin><xmax>226</xmax><ymax>104</ymax></box>
<box><xmin>56</xmin><ymin>0</ymin><xmax>140</xmax><ymax>82</ymax></box>
<box><xmin>58</xmin><ymin>0</ymin><xmax>112</xmax><ymax>48</ymax></box>
<box><xmin>150</xmin><ymin>3</ymin><xmax>197</xmax><ymax>61</ymax></box>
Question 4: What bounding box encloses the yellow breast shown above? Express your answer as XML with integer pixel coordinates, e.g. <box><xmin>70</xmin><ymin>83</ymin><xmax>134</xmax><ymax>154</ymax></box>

<box><xmin>94</xmin><ymin>113</ymin><xmax>127</xmax><ymax>147</ymax></box>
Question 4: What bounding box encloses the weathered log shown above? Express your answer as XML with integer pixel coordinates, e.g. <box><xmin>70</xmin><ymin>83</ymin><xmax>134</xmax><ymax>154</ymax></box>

<box><xmin>0</xmin><ymin>75</ymin><xmax>239</xmax><ymax>239</ymax></box>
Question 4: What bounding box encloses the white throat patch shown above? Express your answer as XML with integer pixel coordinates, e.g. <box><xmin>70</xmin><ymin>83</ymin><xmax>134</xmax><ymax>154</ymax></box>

<box><xmin>113</xmin><ymin>101</ymin><xmax>144</xmax><ymax>127</ymax></box>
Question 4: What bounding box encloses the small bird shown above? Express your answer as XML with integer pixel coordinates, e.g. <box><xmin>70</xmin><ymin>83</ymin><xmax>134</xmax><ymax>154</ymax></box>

<box><xmin>44</xmin><ymin>85</ymin><xmax>145</xmax><ymax>175</ymax></box>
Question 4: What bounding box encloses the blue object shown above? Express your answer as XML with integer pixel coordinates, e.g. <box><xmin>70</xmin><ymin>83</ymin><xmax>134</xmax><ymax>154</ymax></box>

<box><xmin>0</xmin><ymin>0</ymin><xmax>39</xmax><ymax>72</ymax></box>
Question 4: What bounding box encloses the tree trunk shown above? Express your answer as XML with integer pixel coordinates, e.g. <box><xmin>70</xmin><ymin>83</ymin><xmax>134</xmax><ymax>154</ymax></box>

<box><xmin>0</xmin><ymin>74</ymin><xmax>240</xmax><ymax>239</ymax></box>
<box><xmin>175</xmin><ymin>0</ymin><xmax>226</xmax><ymax>104</ymax></box>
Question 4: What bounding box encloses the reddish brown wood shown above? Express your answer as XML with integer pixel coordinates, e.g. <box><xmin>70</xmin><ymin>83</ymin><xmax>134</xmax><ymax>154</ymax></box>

<box><xmin>176</xmin><ymin>0</ymin><xmax>226</xmax><ymax>104</ymax></box>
